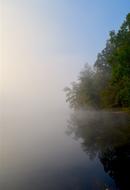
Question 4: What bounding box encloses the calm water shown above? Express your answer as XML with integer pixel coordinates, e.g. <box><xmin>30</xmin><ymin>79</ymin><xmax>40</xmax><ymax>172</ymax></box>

<box><xmin>1</xmin><ymin>105</ymin><xmax>130</xmax><ymax>190</ymax></box>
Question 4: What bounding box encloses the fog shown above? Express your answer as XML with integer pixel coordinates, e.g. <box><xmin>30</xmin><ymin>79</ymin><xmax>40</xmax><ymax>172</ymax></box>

<box><xmin>1</xmin><ymin>1</ymin><xmax>130</xmax><ymax>190</ymax></box>
<box><xmin>0</xmin><ymin>3</ymin><xmax>89</xmax><ymax>189</ymax></box>
<box><xmin>0</xmin><ymin>1</ymin><xmax>86</xmax><ymax>111</ymax></box>
<box><xmin>0</xmin><ymin>1</ymin><xmax>75</xmax><ymax>184</ymax></box>
<box><xmin>0</xmin><ymin>1</ymin><xmax>77</xmax><ymax>163</ymax></box>
<box><xmin>66</xmin><ymin>109</ymin><xmax>130</xmax><ymax>189</ymax></box>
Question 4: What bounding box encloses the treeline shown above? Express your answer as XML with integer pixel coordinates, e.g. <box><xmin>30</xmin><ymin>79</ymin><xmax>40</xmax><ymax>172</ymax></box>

<box><xmin>65</xmin><ymin>13</ymin><xmax>130</xmax><ymax>109</ymax></box>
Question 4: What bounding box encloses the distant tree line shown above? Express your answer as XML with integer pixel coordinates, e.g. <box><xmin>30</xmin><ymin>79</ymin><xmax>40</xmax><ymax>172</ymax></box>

<box><xmin>64</xmin><ymin>13</ymin><xmax>130</xmax><ymax>109</ymax></box>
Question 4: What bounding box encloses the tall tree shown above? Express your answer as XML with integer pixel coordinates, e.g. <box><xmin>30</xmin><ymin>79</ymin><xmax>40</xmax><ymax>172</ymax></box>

<box><xmin>65</xmin><ymin>13</ymin><xmax>130</xmax><ymax>109</ymax></box>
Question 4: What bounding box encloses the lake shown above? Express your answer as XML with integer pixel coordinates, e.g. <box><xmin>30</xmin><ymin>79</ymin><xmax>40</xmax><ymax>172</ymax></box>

<box><xmin>0</xmin><ymin>104</ymin><xmax>130</xmax><ymax>190</ymax></box>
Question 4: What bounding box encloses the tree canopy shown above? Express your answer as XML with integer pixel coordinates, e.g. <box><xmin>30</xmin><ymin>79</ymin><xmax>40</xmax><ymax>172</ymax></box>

<box><xmin>65</xmin><ymin>13</ymin><xmax>130</xmax><ymax>110</ymax></box>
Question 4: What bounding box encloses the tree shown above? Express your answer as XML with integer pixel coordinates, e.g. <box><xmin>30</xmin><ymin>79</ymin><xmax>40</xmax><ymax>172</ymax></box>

<box><xmin>64</xmin><ymin>64</ymin><xmax>98</xmax><ymax>109</ymax></box>
<box><xmin>65</xmin><ymin>13</ymin><xmax>130</xmax><ymax>109</ymax></box>
<box><xmin>106</xmin><ymin>13</ymin><xmax>130</xmax><ymax>107</ymax></box>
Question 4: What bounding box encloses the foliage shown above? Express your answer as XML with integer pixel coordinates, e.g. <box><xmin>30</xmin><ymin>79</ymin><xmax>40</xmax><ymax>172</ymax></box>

<box><xmin>64</xmin><ymin>64</ymin><xmax>103</xmax><ymax>109</ymax></box>
<box><xmin>65</xmin><ymin>13</ymin><xmax>130</xmax><ymax>109</ymax></box>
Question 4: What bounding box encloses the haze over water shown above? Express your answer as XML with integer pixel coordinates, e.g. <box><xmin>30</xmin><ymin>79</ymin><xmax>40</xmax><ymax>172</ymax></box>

<box><xmin>1</xmin><ymin>1</ymin><xmax>130</xmax><ymax>190</ymax></box>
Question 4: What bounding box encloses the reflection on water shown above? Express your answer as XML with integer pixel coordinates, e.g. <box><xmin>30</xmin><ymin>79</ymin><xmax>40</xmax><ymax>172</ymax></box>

<box><xmin>67</xmin><ymin>110</ymin><xmax>130</xmax><ymax>190</ymax></box>
<box><xmin>1</xmin><ymin>106</ymin><xmax>130</xmax><ymax>189</ymax></box>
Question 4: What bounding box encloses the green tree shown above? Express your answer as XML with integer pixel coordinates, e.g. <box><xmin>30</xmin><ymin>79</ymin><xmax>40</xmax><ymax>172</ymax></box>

<box><xmin>64</xmin><ymin>64</ymin><xmax>97</xmax><ymax>109</ymax></box>
<box><xmin>105</xmin><ymin>13</ymin><xmax>130</xmax><ymax>107</ymax></box>
<box><xmin>65</xmin><ymin>13</ymin><xmax>130</xmax><ymax>109</ymax></box>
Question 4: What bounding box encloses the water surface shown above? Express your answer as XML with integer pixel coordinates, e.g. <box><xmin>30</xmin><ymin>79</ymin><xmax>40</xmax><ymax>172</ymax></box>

<box><xmin>1</xmin><ymin>105</ymin><xmax>130</xmax><ymax>190</ymax></box>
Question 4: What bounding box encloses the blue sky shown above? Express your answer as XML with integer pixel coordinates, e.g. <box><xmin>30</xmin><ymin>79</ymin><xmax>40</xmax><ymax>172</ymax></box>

<box><xmin>28</xmin><ymin>0</ymin><xmax>130</xmax><ymax>64</ymax></box>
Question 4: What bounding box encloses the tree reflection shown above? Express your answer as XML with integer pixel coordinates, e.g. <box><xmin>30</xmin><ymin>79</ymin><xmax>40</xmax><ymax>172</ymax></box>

<box><xmin>67</xmin><ymin>110</ymin><xmax>130</xmax><ymax>189</ymax></box>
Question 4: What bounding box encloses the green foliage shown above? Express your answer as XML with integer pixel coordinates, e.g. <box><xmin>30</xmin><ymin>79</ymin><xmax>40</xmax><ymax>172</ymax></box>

<box><xmin>106</xmin><ymin>13</ymin><xmax>130</xmax><ymax>107</ymax></box>
<box><xmin>65</xmin><ymin>13</ymin><xmax>130</xmax><ymax>109</ymax></box>
<box><xmin>64</xmin><ymin>64</ymin><xmax>99</xmax><ymax>109</ymax></box>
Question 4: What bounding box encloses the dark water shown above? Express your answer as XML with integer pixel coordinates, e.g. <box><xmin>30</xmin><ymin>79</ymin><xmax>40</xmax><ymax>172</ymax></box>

<box><xmin>1</xmin><ymin>107</ymin><xmax>130</xmax><ymax>190</ymax></box>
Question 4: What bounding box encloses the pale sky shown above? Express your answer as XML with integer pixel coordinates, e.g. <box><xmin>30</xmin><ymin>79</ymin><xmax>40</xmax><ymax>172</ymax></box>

<box><xmin>0</xmin><ymin>0</ymin><xmax>130</xmax><ymax>109</ymax></box>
